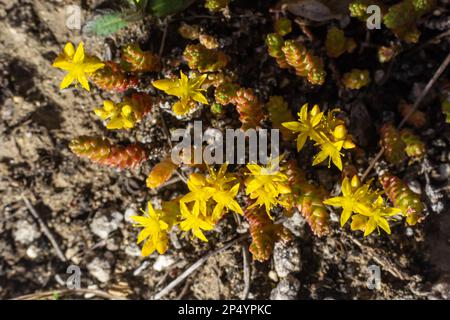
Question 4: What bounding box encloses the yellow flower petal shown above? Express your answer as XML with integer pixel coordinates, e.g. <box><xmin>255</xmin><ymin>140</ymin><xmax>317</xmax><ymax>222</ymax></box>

<box><xmin>191</xmin><ymin>91</ymin><xmax>208</xmax><ymax>105</ymax></box>
<box><xmin>340</xmin><ymin>208</ymin><xmax>353</xmax><ymax>227</ymax></box>
<box><xmin>77</xmin><ymin>74</ymin><xmax>90</xmax><ymax>91</ymax></box>
<box><xmin>141</xmin><ymin>239</ymin><xmax>156</xmax><ymax>256</ymax></box>
<box><xmin>84</xmin><ymin>62</ymin><xmax>104</xmax><ymax>74</ymax></box>
<box><xmin>299</xmin><ymin>104</ymin><xmax>308</xmax><ymax>121</ymax></box>
<box><xmin>60</xmin><ymin>73</ymin><xmax>75</xmax><ymax>89</ymax></box>
<box><xmin>106</xmin><ymin>117</ymin><xmax>123</xmax><ymax>130</ymax></box>
<box><xmin>323</xmin><ymin>196</ymin><xmax>343</xmax><ymax>207</ymax></box>
<box><xmin>363</xmin><ymin>217</ymin><xmax>377</xmax><ymax>236</ymax></box>
<box><xmin>312</xmin><ymin>150</ymin><xmax>328</xmax><ymax>167</ymax></box>
<box><xmin>378</xmin><ymin>218</ymin><xmax>391</xmax><ymax>234</ymax></box>
<box><xmin>193</xmin><ymin>228</ymin><xmax>208</xmax><ymax>242</ymax></box>
<box><xmin>73</xmin><ymin>42</ymin><xmax>85</xmax><ymax>63</ymax></box>
<box><xmin>64</xmin><ymin>42</ymin><xmax>75</xmax><ymax>58</ymax></box>
<box><xmin>341</xmin><ymin>178</ymin><xmax>351</xmax><ymax>197</ymax></box>
<box><xmin>152</xmin><ymin>79</ymin><xmax>177</xmax><ymax>91</ymax></box>
<box><xmin>137</xmin><ymin>228</ymin><xmax>152</xmax><ymax>244</ymax></box>
<box><xmin>282</xmin><ymin>121</ymin><xmax>302</xmax><ymax>132</ymax></box>
<box><xmin>53</xmin><ymin>60</ymin><xmax>74</xmax><ymax>71</ymax></box>
<box><xmin>296</xmin><ymin>133</ymin><xmax>307</xmax><ymax>151</ymax></box>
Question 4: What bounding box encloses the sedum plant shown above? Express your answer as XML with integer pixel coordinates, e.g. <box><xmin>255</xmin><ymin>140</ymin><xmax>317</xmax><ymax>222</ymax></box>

<box><xmin>379</xmin><ymin>173</ymin><xmax>425</xmax><ymax>226</ymax></box>
<box><xmin>349</xmin><ymin>0</ymin><xmax>435</xmax><ymax>43</ymax></box>
<box><xmin>282</xmin><ymin>104</ymin><xmax>355</xmax><ymax>171</ymax></box>
<box><xmin>325</xmin><ymin>26</ymin><xmax>357</xmax><ymax>58</ymax></box>
<box><xmin>342</xmin><ymin>69</ymin><xmax>371</xmax><ymax>90</ymax></box>
<box><xmin>94</xmin><ymin>93</ymin><xmax>154</xmax><ymax>130</ymax></box>
<box><xmin>51</xmin><ymin>0</ymin><xmax>434</xmax><ymax>265</ymax></box>
<box><xmin>69</xmin><ymin>136</ymin><xmax>148</xmax><ymax>169</ymax></box>
<box><xmin>380</xmin><ymin>123</ymin><xmax>407</xmax><ymax>165</ymax></box>
<box><xmin>204</xmin><ymin>0</ymin><xmax>231</xmax><ymax>12</ymax></box>
<box><xmin>324</xmin><ymin>175</ymin><xmax>402</xmax><ymax>237</ymax></box>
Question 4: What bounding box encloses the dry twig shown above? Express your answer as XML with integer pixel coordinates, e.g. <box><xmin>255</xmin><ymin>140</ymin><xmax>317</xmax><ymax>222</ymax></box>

<box><xmin>12</xmin><ymin>288</ymin><xmax>128</xmax><ymax>300</ymax></box>
<box><xmin>241</xmin><ymin>242</ymin><xmax>251</xmax><ymax>300</ymax></box>
<box><xmin>152</xmin><ymin>234</ymin><xmax>249</xmax><ymax>300</ymax></box>
<box><xmin>21</xmin><ymin>195</ymin><xmax>67</xmax><ymax>263</ymax></box>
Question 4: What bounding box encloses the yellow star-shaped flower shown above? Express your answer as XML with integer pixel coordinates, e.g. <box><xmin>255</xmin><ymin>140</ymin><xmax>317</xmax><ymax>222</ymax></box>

<box><xmin>52</xmin><ymin>42</ymin><xmax>104</xmax><ymax>91</ymax></box>
<box><xmin>312</xmin><ymin>136</ymin><xmax>345</xmax><ymax>170</ymax></box>
<box><xmin>245</xmin><ymin>157</ymin><xmax>291</xmax><ymax>218</ymax></box>
<box><xmin>179</xmin><ymin>202</ymin><xmax>214</xmax><ymax>242</ymax></box>
<box><xmin>282</xmin><ymin>104</ymin><xmax>324</xmax><ymax>152</ymax></box>
<box><xmin>181</xmin><ymin>173</ymin><xmax>214</xmax><ymax>217</ymax></box>
<box><xmin>152</xmin><ymin>71</ymin><xmax>208</xmax><ymax>115</ymax></box>
<box><xmin>211</xmin><ymin>183</ymin><xmax>243</xmax><ymax>219</ymax></box>
<box><xmin>130</xmin><ymin>202</ymin><xmax>170</xmax><ymax>257</ymax></box>
<box><xmin>356</xmin><ymin>196</ymin><xmax>402</xmax><ymax>237</ymax></box>
<box><xmin>323</xmin><ymin>175</ymin><xmax>375</xmax><ymax>227</ymax></box>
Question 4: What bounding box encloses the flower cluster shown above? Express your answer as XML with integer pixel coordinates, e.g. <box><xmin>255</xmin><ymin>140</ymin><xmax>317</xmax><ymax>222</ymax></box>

<box><xmin>324</xmin><ymin>176</ymin><xmax>402</xmax><ymax>236</ymax></box>
<box><xmin>245</xmin><ymin>158</ymin><xmax>291</xmax><ymax>219</ymax></box>
<box><xmin>180</xmin><ymin>164</ymin><xmax>242</xmax><ymax>241</ymax></box>
<box><xmin>282</xmin><ymin>104</ymin><xmax>355</xmax><ymax>171</ymax></box>
<box><xmin>94</xmin><ymin>93</ymin><xmax>154</xmax><ymax>130</ymax></box>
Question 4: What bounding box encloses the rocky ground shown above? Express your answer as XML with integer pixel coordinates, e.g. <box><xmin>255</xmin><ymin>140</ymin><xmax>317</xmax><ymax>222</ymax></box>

<box><xmin>0</xmin><ymin>0</ymin><xmax>449</xmax><ymax>300</ymax></box>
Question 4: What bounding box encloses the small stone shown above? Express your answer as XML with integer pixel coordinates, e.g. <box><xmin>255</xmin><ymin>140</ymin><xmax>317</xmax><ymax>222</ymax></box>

<box><xmin>124</xmin><ymin>207</ymin><xmax>137</xmax><ymax>224</ymax></box>
<box><xmin>26</xmin><ymin>245</ymin><xmax>40</xmax><ymax>259</ymax></box>
<box><xmin>282</xmin><ymin>211</ymin><xmax>306</xmax><ymax>237</ymax></box>
<box><xmin>87</xmin><ymin>258</ymin><xmax>111</xmax><ymax>283</ymax></box>
<box><xmin>407</xmin><ymin>180</ymin><xmax>421</xmax><ymax>195</ymax></box>
<box><xmin>273</xmin><ymin>241</ymin><xmax>302</xmax><ymax>278</ymax></box>
<box><xmin>90</xmin><ymin>211</ymin><xmax>123</xmax><ymax>239</ymax></box>
<box><xmin>84</xmin><ymin>285</ymin><xmax>99</xmax><ymax>299</ymax></box>
<box><xmin>153</xmin><ymin>255</ymin><xmax>175</xmax><ymax>272</ymax></box>
<box><xmin>374</xmin><ymin>70</ymin><xmax>385</xmax><ymax>84</ymax></box>
<box><xmin>268</xmin><ymin>270</ymin><xmax>278</xmax><ymax>282</ymax></box>
<box><xmin>270</xmin><ymin>275</ymin><xmax>300</xmax><ymax>300</ymax></box>
<box><xmin>106</xmin><ymin>238</ymin><xmax>119</xmax><ymax>251</ymax></box>
<box><xmin>431</xmin><ymin>275</ymin><xmax>450</xmax><ymax>299</ymax></box>
<box><xmin>13</xmin><ymin>220</ymin><xmax>40</xmax><ymax>245</ymax></box>
<box><xmin>65</xmin><ymin>247</ymin><xmax>81</xmax><ymax>264</ymax></box>
<box><xmin>406</xmin><ymin>228</ymin><xmax>414</xmax><ymax>237</ymax></box>
<box><xmin>125</xmin><ymin>243</ymin><xmax>142</xmax><ymax>257</ymax></box>
<box><xmin>438</xmin><ymin>164</ymin><xmax>449</xmax><ymax>180</ymax></box>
